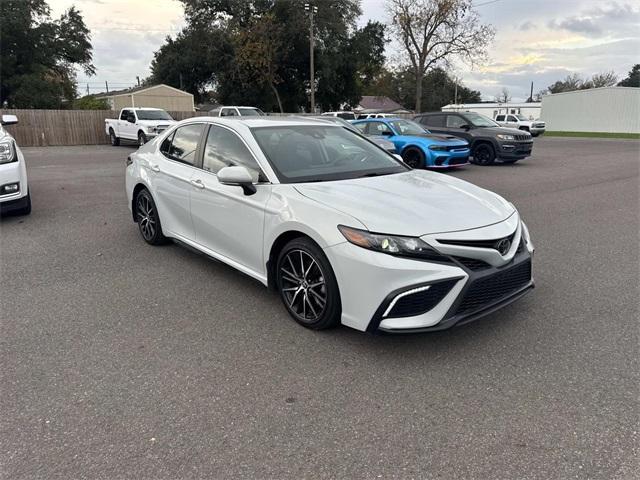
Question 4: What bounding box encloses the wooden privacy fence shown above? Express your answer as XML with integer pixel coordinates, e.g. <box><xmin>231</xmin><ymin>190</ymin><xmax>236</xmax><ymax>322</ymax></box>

<box><xmin>0</xmin><ymin>109</ymin><xmax>208</xmax><ymax>147</ymax></box>
<box><xmin>1</xmin><ymin>109</ymin><xmax>415</xmax><ymax>147</ymax></box>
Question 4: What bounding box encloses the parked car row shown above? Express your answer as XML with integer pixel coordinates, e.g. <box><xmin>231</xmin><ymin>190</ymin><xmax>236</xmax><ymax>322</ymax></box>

<box><xmin>125</xmin><ymin>116</ymin><xmax>535</xmax><ymax>333</ymax></box>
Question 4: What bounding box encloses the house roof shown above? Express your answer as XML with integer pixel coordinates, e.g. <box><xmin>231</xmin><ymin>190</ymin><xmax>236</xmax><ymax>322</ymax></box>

<box><xmin>94</xmin><ymin>84</ymin><xmax>191</xmax><ymax>98</ymax></box>
<box><xmin>356</xmin><ymin>96</ymin><xmax>407</xmax><ymax>112</ymax></box>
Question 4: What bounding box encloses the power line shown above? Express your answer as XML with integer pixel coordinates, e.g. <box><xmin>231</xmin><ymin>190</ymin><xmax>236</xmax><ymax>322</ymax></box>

<box><xmin>473</xmin><ymin>0</ymin><xmax>505</xmax><ymax>7</ymax></box>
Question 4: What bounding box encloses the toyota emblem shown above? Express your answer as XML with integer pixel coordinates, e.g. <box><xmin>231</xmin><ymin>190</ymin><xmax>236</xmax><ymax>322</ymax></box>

<box><xmin>496</xmin><ymin>238</ymin><xmax>511</xmax><ymax>255</ymax></box>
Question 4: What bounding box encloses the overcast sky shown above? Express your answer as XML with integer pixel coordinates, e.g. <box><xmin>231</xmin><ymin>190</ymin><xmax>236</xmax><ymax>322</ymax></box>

<box><xmin>49</xmin><ymin>0</ymin><xmax>640</xmax><ymax>102</ymax></box>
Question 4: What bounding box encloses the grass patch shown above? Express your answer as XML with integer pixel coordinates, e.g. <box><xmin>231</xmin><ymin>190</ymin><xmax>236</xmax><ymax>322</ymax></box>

<box><xmin>544</xmin><ymin>131</ymin><xmax>640</xmax><ymax>139</ymax></box>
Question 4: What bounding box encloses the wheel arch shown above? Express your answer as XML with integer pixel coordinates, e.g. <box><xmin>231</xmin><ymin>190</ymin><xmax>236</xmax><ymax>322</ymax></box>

<box><xmin>266</xmin><ymin>230</ymin><xmax>323</xmax><ymax>291</ymax></box>
<box><xmin>131</xmin><ymin>183</ymin><xmax>150</xmax><ymax>222</ymax></box>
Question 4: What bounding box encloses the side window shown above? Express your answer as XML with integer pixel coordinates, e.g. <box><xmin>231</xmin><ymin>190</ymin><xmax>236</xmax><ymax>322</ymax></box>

<box><xmin>221</xmin><ymin>108</ymin><xmax>238</xmax><ymax>117</ymax></box>
<box><xmin>507</xmin><ymin>115</ymin><xmax>517</xmax><ymax>122</ymax></box>
<box><xmin>202</xmin><ymin>125</ymin><xmax>263</xmax><ymax>180</ymax></box>
<box><xmin>164</xmin><ymin>124</ymin><xmax>204</xmax><ymax>165</ymax></box>
<box><xmin>446</xmin><ymin>115</ymin><xmax>467</xmax><ymax>128</ymax></box>
<box><xmin>354</xmin><ymin>123</ymin><xmax>367</xmax><ymax>134</ymax></box>
<box><xmin>370</xmin><ymin>122</ymin><xmax>392</xmax><ymax>135</ymax></box>
<box><xmin>120</xmin><ymin>109</ymin><xmax>130</xmax><ymax>120</ymax></box>
<box><xmin>419</xmin><ymin>114</ymin><xmax>444</xmax><ymax>127</ymax></box>
<box><xmin>495</xmin><ymin>115</ymin><xmax>505</xmax><ymax>122</ymax></box>
<box><xmin>160</xmin><ymin>131</ymin><xmax>175</xmax><ymax>155</ymax></box>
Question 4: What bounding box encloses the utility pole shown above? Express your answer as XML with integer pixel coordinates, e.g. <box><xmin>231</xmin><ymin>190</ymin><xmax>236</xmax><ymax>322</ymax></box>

<box><xmin>136</xmin><ymin>76</ymin><xmax>141</xmax><ymax>87</ymax></box>
<box><xmin>86</xmin><ymin>84</ymin><xmax>89</xmax><ymax>96</ymax></box>
<box><xmin>529</xmin><ymin>81</ymin><xmax>534</xmax><ymax>102</ymax></box>
<box><xmin>304</xmin><ymin>3</ymin><xmax>318</xmax><ymax>113</ymax></box>
<box><xmin>105</xmin><ymin>81</ymin><xmax>109</xmax><ymax>93</ymax></box>
<box><xmin>454</xmin><ymin>77</ymin><xmax>458</xmax><ymax>105</ymax></box>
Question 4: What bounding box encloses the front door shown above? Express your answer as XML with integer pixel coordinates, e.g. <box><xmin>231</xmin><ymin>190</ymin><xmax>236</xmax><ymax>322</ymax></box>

<box><xmin>189</xmin><ymin>124</ymin><xmax>271</xmax><ymax>276</ymax></box>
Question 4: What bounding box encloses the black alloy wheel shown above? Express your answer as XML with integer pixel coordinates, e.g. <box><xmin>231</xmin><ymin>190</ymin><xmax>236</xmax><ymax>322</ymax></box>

<box><xmin>276</xmin><ymin>238</ymin><xmax>341</xmax><ymax>329</ymax></box>
<box><xmin>402</xmin><ymin>148</ymin><xmax>425</xmax><ymax>169</ymax></box>
<box><xmin>135</xmin><ymin>189</ymin><xmax>167</xmax><ymax>245</ymax></box>
<box><xmin>472</xmin><ymin>143</ymin><xmax>496</xmax><ymax>165</ymax></box>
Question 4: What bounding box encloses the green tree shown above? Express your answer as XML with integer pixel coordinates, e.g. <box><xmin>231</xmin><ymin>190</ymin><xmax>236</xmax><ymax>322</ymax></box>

<box><xmin>73</xmin><ymin>95</ymin><xmax>110</xmax><ymax>110</ymax></box>
<box><xmin>618</xmin><ymin>64</ymin><xmax>640</xmax><ymax>87</ymax></box>
<box><xmin>0</xmin><ymin>0</ymin><xmax>95</xmax><ymax>108</ymax></box>
<box><xmin>387</xmin><ymin>0</ymin><xmax>494</xmax><ymax>112</ymax></box>
<box><xmin>149</xmin><ymin>0</ymin><xmax>385</xmax><ymax>112</ymax></box>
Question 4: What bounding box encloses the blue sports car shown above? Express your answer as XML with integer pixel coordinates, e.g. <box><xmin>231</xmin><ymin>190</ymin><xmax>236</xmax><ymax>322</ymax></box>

<box><xmin>352</xmin><ymin>118</ymin><xmax>470</xmax><ymax>169</ymax></box>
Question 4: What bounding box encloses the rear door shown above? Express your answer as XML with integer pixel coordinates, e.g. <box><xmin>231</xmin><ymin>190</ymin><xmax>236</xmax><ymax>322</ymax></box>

<box><xmin>153</xmin><ymin>123</ymin><xmax>206</xmax><ymax>240</ymax></box>
<box><xmin>189</xmin><ymin>124</ymin><xmax>271</xmax><ymax>276</ymax></box>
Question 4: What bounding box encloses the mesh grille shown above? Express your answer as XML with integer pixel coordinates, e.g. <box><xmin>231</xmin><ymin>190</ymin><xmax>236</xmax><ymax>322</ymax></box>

<box><xmin>387</xmin><ymin>279</ymin><xmax>459</xmax><ymax>318</ymax></box>
<box><xmin>455</xmin><ymin>260</ymin><xmax>532</xmax><ymax>315</ymax></box>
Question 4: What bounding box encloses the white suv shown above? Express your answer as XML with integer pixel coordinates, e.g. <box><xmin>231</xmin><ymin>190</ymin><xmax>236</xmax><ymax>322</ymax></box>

<box><xmin>0</xmin><ymin>115</ymin><xmax>30</xmax><ymax>216</ymax></box>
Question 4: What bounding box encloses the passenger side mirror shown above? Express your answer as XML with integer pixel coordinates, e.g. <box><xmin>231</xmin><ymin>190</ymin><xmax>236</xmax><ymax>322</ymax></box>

<box><xmin>217</xmin><ymin>166</ymin><xmax>257</xmax><ymax>196</ymax></box>
<box><xmin>1</xmin><ymin>114</ymin><xmax>18</xmax><ymax>126</ymax></box>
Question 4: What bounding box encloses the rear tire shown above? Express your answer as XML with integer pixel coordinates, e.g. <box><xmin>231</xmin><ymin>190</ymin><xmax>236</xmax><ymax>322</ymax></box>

<box><xmin>402</xmin><ymin>147</ymin><xmax>426</xmax><ymax>169</ymax></box>
<box><xmin>109</xmin><ymin>129</ymin><xmax>120</xmax><ymax>146</ymax></box>
<box><xmin>276</xmin><ymin>237</ymin><xmax>341</xmax><ymax>330</ymax></box>
<box><xmin>134</xmin><ymin>189</ymin><xmax>168</xmax><ymax>245</ymax></box>
<box><xmin>472</xmin><ymin>143</ymin><xmax>496</xmax><ymax>165</ymax></box>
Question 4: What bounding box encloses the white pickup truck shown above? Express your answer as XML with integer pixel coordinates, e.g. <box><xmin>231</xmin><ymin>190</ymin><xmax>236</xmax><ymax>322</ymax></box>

<box><xmin>105</xmin><ymin>108</ymin><xmax>176</xmax><ymax>146</ymax></box>
<box><xmin>494</xmin><ymin>114</ymin><xmax>545</xmax><ymax>137</ymax></box>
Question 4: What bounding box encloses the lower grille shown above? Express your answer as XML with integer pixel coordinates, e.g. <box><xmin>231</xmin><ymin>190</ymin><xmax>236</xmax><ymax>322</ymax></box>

<box><xmin>453</xmin><ymin>256</ymin><xmax>491</xmax><ymax>270</ymax></box>
<box><xmin>448</xmin><ymin>156</ymin><xmax>469</xmax><ymax>166</ymax></box>
<box><xmin>455</xmin><ymin>260</ymin><xmax>532</xmax><ymax>315</ymax></box>
<box><xmin>386</xmin><ymin>279</ymin><xmax>458</xmax><ymax>318</ymax></box>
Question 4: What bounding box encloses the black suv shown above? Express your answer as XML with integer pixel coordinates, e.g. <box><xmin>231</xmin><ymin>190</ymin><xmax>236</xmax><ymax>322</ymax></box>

<box><xmin>414</xmin><ymin>111</ymin><xmax>533</xmax><ymax>165</ymax></box>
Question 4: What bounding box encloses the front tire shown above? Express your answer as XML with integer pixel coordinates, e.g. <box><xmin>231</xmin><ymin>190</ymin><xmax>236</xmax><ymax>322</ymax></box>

<box><xmin>109</xmin><ymin>129</ymin><xmax>120</xmax><ymax>146</ymax></box>
<box><xmin>402</xmin><ymin>147</ymin><xmax>426</xmax><ymax>169</ymax></box>
<box><xmin>276</xmin><ymin>238</ymin><xmax>341</xmax><ymax>330</ymax></box>
<box><xmin>472</xmin><ymin>143</ymin><xmax>496</xmax><ymax>165</ymax></box>
<box><xmin>134</xmin><ymin>189</ymin><xmax>168</xmax><ymax>245</ymax></box>
<box><xmin>16</xmin><ymin>192</ymin><xmax>31</xmax><ymax>215</ymax></box>
<box><xmin>138</xmin><ymin>131</ymin><xmax>147</xmax><ymax>146</ymax></box>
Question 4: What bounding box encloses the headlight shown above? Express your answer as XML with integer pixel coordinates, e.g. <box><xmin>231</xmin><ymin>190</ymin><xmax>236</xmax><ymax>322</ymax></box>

<box><xmin>428</xmin><ymin>145</ymin><xmax>448</xmax><ymax>151</ymax></box>
<box><xmin>0</xmin><ymin>140</ymin><xmax>16</xmax><ymax>164</ymax></box>
<box><xmin>497</xmin><ymin>134</ymin><xmax>515</xmax><ymax>141</ymax></box>
<box><xmin>338</xmin><ymin>225</ymin><xmax>449</xmax><ymax>261</ymax></box>
<box><xmin>147</xmin><ymin>126</ymin><xmax>156</xmax><ymax>133</ymax></box>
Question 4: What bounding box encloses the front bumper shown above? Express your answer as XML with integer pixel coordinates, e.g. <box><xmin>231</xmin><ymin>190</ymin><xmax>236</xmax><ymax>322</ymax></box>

<box><xmin>0</xmin><ymin>154</ymin><xmax>28</xmax><ymax>206</ymax></box>
<box><xmin>497</xmin><ymin>141</ymin><xmax>533</xmax><ymax>159</ymax></box>
<box><xmin>429</xmin><ymin>149</ymin><xmax>470</xmax><ymax>167</ymax></box>
<box><xmin>325</xmin><ymin>216</ymin><xmax>534</xmax><ymax>333</ymax></box>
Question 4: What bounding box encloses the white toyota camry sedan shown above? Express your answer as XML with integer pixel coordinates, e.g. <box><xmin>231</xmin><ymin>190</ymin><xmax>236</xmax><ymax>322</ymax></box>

<box><xmin>125</xmin><ymin>117</ymin><xmax>534</xmax><ymax>333</ymax></box>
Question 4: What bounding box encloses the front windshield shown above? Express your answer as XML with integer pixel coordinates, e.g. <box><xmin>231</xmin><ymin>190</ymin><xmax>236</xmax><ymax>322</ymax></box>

<box><xmin>251</xmin><ymin>125</ymin><xmax>408</xmax><ymax>183</ymax></box>
<box><xmin>515</xmin><ymin>114</ymin><xmax>528</xmax><ymax>121</ymax></box>
<box><xmin>388</xmin><ymin>119</ymin><xmax>429</xmax><ymax>135</ymax></box>
<box><xmin>463</xmin><ymin>112</ymin><xmax>499</xmax><ymax>127</ymax></box>
<box><xmin>238</xmin><ymin>108</ymin><xmax>265</xmax><ymax>116</ymax></box>
<box><xmin>136</xmin><ymin>110</ymin><xmax>173</xmax><ymax>121</ymax></box>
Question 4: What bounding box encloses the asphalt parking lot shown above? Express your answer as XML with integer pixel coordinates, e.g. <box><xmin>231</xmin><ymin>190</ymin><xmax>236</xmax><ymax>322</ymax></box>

<box><xmin>1</xmin><ymin>137</ymin><xmax>638</xmax><ymax>479</ymax></box>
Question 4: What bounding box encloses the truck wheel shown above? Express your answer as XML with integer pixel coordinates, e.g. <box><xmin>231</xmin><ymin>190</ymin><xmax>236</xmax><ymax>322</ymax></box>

<box><xmin>138</xmin><ymin>131</ymin><xmax>147</xmax><ymax>146</ymax></box>
<box><xmin>472</xmin><ymin>143</ymin><xmax>496</xmax><ymax>165</ymax></box>
<box><xmin>109</xmin><ymin>129</ymin><xmax>120</xmax><ymax>146</ymax></box>
<box><xmin>402</xmin><ymin>147</ymin><xmax>425</xmax><ymax>169</ymax></box>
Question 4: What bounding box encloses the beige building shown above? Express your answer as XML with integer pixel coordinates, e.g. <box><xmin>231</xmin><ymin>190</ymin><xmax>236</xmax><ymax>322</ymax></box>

<box><xmin>96</xmin><ymin>84</ymin><xmax>194</xmax><ymax>112</ymax></box>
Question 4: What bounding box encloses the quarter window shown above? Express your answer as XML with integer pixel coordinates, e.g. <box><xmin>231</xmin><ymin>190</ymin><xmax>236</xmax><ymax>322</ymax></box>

<box><xmin>202</xmin><ymin>125</ymin><xmax>263</xmax><ymax>180</ymax></box>
<box><xmin>164</xmin><ymin>124</ymin><xmax>204</xmax><ymax>165</ymax></box>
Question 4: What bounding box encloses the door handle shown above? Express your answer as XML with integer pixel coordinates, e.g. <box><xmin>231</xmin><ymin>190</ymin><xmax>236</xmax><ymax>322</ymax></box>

<box><xmin>150</xmin><ymin>164</ymin><xmax>160</xmax><ymax>172</ymax></box>
<box><xmin>190</xmin><ymin>179</ymin><xmax>205</xmax><ymax>189</ymax></box>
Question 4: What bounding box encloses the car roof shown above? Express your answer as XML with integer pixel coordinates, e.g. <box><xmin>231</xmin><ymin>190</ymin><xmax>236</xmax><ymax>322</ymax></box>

<box><xmin>182</xmin><ymin>116</ymin><xmax>341</xmax><ymax>128</ymax></box>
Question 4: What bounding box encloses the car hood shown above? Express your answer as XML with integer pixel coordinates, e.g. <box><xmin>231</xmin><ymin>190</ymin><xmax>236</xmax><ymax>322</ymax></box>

<box><xmin>294</xmin><ymin>170</ymin><xmax>515</xmax><ymax>236</ymax></box>
<box><xmin>473</xmin><ymin>126</ymin><xmax>524</xmax><ymax>136</ymax></box>
<box><xmin>401</xmin><ymin>134</ymin><xmax>468</xmax><ymax>145</ymax></box>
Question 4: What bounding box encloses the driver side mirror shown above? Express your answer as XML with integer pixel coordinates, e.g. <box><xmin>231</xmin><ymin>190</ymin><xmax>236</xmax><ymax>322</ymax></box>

<box><xmin>460</xmin><ymin>124</ymin><xmax>472</xmax><ymax>130</ymax></box>
<box><xmin>1</xmin><ymin>114</ymin><xmax>18</xmax><ymax>126</ymax></box>
<box><xmin>217</xmin><ymin>166</ymin><xmax>257</xmax><ymax>196</ymax></box>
